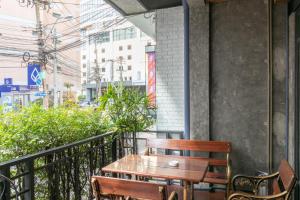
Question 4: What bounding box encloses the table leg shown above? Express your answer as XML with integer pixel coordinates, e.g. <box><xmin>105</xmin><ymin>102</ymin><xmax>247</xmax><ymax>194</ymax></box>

<box><xmin>183</xmin><ymin>181</ymin><xmax>189</xmax><ymax>200</ymax></box>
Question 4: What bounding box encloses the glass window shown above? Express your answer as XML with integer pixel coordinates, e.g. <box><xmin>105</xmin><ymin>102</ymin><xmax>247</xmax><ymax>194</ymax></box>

<box><xmin>129</xmin><ymin>76</ymin><xmax>132</xmax><ymax>81</ymax></box>
<box><xmin>82</xmin><ymin>55</ymin><xmax>86</xmax><ymax>59</ymax></box>
<box><xmin>119</xmin><ymin>46</ymin><xmax>123</xmax><ymax>51</ymax></box>
<box><xmin>102</xmin><ymin>58</ymin><xmax>105</xmax><ymax>63</ymax></box>
<box><xmin>127</xmin><ymin>55</ymin><xmax>132</xmax><ymax>60</ymax></box>
<box><xmin>113</xmin><ymin>27</ymin><xmax>136</xmax><ymax>41</ymax></box>
<box><xmin>102</xmin><ymin>68</ymin><xmax>105</xmax><ymax>72</ymax></box>
<box><xmin>101</xmin><ymin>48</ymin><xmax>105</xmax><ymax>53</ymax></box>
<box><xmin>128</xmin><ymin>65</ymin><xmax>132</xmax><ymax>70</ymax></box>
<box><xmin>127</xmin><ymin>45</ymin><xmax>132</xmax><ymax>50</ymax></box>
<box><xmin>83</xmin><ymin>72</ymin><xmax>86</xmax><ymax>77</ymax></box>
<box><xmin>95</xmin><ymin>31</ymin><xmax>110</xmax><ymax>44</ymax></box>
<box><xmin>83</xmin><ymin>64</ymin><xmax>86</xmax><ymax>68</ymax></box>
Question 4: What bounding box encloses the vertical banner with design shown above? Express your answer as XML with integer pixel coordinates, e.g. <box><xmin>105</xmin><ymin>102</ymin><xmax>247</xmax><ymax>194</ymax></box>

<box><xmin>147</xmin><ymin>52</ymin><xmax>156</xmax><ymax>106</ymax></box>
<box><xmin>27</xmin><ymin>63</ymin><xmax>42</xmax><ymax>86</ymax></box>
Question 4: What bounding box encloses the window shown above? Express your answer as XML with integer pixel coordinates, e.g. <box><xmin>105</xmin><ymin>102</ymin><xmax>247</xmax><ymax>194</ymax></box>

<box><xmin>102</xmin><ymin>68</ymin><xmax>105</xmax><ymax>72</ymax></box>
<box><xmin>128</xmin><ymin>65</ymin><xmax>132</xmax><ymax>70</ymax></box>
<box><xmin>102</xmin><ymin>58</ymin><xmax>105</xmax><ymax>63</ymax></box>
<box><xmin>124</xmin><ymin>77</ymin><xmax>127</xmax><ymax>81</ymax></box>
<box><xmin>119</xmin><ymin>46</ymin><xmax>123</xmax><ymax>51</ymax></box>
<box><xmin>82</xmin><ymin>55</ymin><xmax>86</xmax><ymax>59</ymax></box>
<box><xmin>127</xmin><ymin>55</ymin><xmax>132</xmax><ymax>60</ymax></box>
<box><xmin>118</xmin><ymin>56</ymin><xmax>123</xmax><ymax>61</ymax></box>
<box><xmin>113</xmin><ymin>27</ymin><xmax>137</xmax><ymax>41</ymax></box>
<box><xmin>94</xmin><ymin>59</ymin><xmax>97</xmax><ymax>63</ymax></box>
<box><xmin>119</xmin><ymin>66</ymin><xmax>123</xmax><ymax>70</ymax></box>
<box><xmin>101</xmin><ymin>48</ymin><xmax>105</xmax><ymax>53</ymax></box>
<box><xmin>127</xmin><ymin>45</ymin><xmax>132</xmax><ymax>50</ymax></box>
<box><xmin>95</xmin><ymin>31</ymin><xmax>110</xmax><ymax>44</ymax></box>
<box><xmin>83</xmin><ymin>64</ymin><xmax>86</xmax><ymax>68</ymax></box>
<box><xmin>129</xmin><ymin>76</ymin><xmax>132</xmax><ymax>81</ymax></box>
<box><xmin>83</xmin><ymin>72</ymin><xmax>86</xmax><ymax>77</ymax></box>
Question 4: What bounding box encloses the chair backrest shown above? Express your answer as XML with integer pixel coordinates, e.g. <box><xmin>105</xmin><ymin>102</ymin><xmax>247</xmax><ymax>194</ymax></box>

<box><xmin>273</xmin><ymin>160</ymin><xmax>297</xmax><ymax>196</ymax></box>
<box><xmin>146</xmin><ymin>138</ymin><xmax>231</xmax><ymax>153</ymax></box>
<box><xmin>91</xmin><ymin>176</ymin><xmax>167</xmax><ymax>200</ymax></box>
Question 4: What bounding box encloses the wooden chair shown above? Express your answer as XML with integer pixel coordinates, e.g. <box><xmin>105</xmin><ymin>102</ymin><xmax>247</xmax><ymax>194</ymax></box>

<box><xmin>229</xmin><ymin>160</ymin><xmax>297</xmax><ymax>200</ymax></box>
<box><xmin>144</xmin><ymin>138</ymin><xmax>232</xmax><ymax>195</ymax></box>
<box><xmin>91</xmin><ymin>176</ymin><xmax>178</xmax><ymax>200</ymax></box>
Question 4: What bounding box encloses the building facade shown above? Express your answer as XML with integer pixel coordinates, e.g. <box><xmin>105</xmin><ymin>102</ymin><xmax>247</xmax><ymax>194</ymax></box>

<box><xmin>80</xmin><ymin>0</ymin><xmax>154</xmax><ymax>101</ymax></box>
<box><xmin>0</xmin><ymin>0</ymin><xmax>81</xmax><ymax>108</ymax></box>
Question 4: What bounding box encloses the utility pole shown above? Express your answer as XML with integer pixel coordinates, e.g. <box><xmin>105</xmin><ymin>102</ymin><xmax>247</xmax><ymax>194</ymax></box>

<box><xmin>116</xmin><ymin>57</ymin><xmax>126</xmax><ymax>82</ymax></box>
<box><xmin>93</xmin><ymin>38</ymin><xmax>102</xmax><ymax>99</ymax></box>
<box><xmin>34</xmin><ymin>0</ymin><xmax>48</xmax><ymax>108</ymax></box>
<box><xmin>53</xmin><ymin>28</ymin><xmax>58</xmax><ymax>107</ymax></box>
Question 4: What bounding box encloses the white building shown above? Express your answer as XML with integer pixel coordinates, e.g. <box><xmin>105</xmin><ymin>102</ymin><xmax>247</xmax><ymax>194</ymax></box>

<box><xmin>80</xmin><ymin>0</ymin><xmax>154</xmax><ymax>101</ymax></box>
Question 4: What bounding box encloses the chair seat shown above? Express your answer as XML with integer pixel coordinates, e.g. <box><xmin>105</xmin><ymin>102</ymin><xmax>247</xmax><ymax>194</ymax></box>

<box><xmin>203</xmin><ymin>172</ymin><xmax>228</xmax><ymax>185</ymax></box>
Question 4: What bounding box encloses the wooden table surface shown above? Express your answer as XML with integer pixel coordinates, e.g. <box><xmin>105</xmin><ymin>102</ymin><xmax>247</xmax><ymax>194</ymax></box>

<box><xmin>102</xmin><ymin>155</ymin><xmax>208</xmax><ymax>183</ymax></box>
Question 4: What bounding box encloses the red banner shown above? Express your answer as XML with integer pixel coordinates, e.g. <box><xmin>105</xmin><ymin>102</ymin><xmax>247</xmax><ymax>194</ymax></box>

<box><xmin>147</xmin><ymin>52</ymin><xmax>156</xmax><ymax>106</ymax></box>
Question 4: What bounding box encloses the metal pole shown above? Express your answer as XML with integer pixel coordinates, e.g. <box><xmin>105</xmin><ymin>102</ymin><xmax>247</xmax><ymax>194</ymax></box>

<box><xmin>267</xmin><ymin>0</ymin><xmax>273</xmax><ymax>173</ymax></box>
<box><xmin>34</xmin><ymin>1</ymin><xmax>48</xmax><ymax>108</ymax></box>
<box><xmin>182</xmin><ymin>0</ymin><xmax>190</xmax><ymax>142</ymax></box>
<box><xmin>53</xmin><ymin>28</ymin><xmax>58</xmax><ymax>107</ymax></box>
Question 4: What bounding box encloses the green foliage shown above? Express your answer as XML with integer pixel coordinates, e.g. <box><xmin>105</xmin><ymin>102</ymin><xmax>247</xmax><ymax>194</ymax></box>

<box><xmin>99</xmin><ymin>84</ymin><xmax>156</xmax><ymax>134</ymax></box>
<box><xmin>0</xmin><ymin>86</ymin><xmax>156</xmax><ymax>162</ymax></box>
<box><xmin>0</xmin><ymin>104</ymin><xmax>108</xmax><ymax>162</ymax></box>
<box><xmin>78</xmin><ymin>94</ymin><xmax>86</xmax><ymax>102</ymax></box>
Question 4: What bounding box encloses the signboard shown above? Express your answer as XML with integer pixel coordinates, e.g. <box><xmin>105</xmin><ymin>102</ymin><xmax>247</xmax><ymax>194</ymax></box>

<box><xmin>0</xmin><ymin>85</ymin><xmax>11</xmax><ymax>92</ymax></box>
<box><xmin>147</xmin><ymin>52</ymin><xmax>156</xmax><ymax>106</ymax></box>
<box><xmin>28</xmin><ymin>63</ymin><xmax>42</xmax><ymax>86</ymax></box>
<box><xmin>4</xmin><ymin>78</ymin><xmax>12</xmax><ymax>85</ymax></box>
<box><xmin>34</xmin><ymin>92</ymin><xmax>47</xmax><ymax>97</ymax></box>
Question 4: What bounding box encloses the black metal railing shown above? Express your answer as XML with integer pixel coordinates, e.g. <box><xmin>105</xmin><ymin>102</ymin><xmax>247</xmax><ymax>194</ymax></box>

<box><xmin>0</xmin><ymin>130</ymin><xmax>183</xmax><ymax>200</ymax></box>
<box><xmin>0</xmin><ymin>132</ymin><xmax>125</xmax><ymax>200</ymax></box>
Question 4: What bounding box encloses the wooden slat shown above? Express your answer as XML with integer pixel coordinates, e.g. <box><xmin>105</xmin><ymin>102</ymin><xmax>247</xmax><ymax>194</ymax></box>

<box><xmin>92</xmin><ymin>176</ymin><xmax>166</xmax><ymax>200</ymax></box>
<box><xmin>147</xmin><ymin>139</ymin><xmax>231</xmax><ymax>153</ymax></box>
<box><xmin>153</xmin><ymin>154</ymin><xmax>227</xmax><ymax>166</ymax></box>
<box><xmin>278</xmin><ymin>160</ymin><xmax>296</xmax><ymax>191</ymax></box>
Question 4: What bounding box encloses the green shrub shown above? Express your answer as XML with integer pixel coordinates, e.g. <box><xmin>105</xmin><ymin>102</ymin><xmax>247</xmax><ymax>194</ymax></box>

<box><xmin>0</xmin><ymin>104</ymin><xmax>108</xmax><ymax>162</ymax></box>
<box><xmin>0</xmin><ymin>86</ymin><xmax>156</xmax><ymax>162</ymax></box>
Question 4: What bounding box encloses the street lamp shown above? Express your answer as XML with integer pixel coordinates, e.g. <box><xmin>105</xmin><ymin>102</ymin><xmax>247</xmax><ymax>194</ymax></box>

<box><xmin>50</xmin><ymin>13</ymin><xmax>73</xmax><ymax>107</ymax></box>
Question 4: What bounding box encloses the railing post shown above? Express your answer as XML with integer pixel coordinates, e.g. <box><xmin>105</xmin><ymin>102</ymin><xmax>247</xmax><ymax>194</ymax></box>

<box><xmin>0</xmin><ymin>167</ymin><xmax>11</xmax><ymax>200</ymax></box>
<box><xmin>111</xmin><ymin>138</ymin><xmax>117</xmax><ymax>162</ymax></box>
<box><xmin>24</xmin><ymin>159</ymin><xmax>35</xmax><ymax>200</ymax></box>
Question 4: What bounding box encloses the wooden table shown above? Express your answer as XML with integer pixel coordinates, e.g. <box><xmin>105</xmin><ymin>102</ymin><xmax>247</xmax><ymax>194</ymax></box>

<box><xmin>102</xmin><ymin>155</ymin><xmax>208</xmax><ymax>200</ymax></box>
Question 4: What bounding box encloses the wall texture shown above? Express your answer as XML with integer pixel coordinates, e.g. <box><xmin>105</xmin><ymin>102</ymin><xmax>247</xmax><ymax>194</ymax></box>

<box><xmin>155</xmin><ymin>7</ymin><xmax>184</xmax><ymax>131</ymax></box>
<box><xmin>155</xmin><ymin>0</ymin><xmax>288</xmax><ymax>174</ymax></box>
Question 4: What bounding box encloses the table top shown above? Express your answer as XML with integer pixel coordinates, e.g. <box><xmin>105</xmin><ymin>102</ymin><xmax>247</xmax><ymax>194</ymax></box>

<box><xmin>102</xmin><ymin>155</ymin><xmax>208</xmax><ymax>183</ymax></box>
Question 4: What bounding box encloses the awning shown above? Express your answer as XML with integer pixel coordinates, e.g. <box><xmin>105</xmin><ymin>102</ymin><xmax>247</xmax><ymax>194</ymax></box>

<box><xmin>104</xmin><ymin>0</ymin><xmax>182</xmax><ymax>16</ymax></box>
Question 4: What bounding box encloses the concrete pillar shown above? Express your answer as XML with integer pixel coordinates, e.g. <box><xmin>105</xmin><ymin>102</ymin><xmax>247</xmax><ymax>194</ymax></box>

<box><xmin>189</xmin><ymin>4</ymin><xmax>210</xmax><ymax>140</ymax></box>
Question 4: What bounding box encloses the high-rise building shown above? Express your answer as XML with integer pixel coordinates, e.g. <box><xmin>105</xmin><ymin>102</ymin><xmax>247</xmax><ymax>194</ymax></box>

<box><xmin>80</xmin><ymin>0</ymin><xmax>154</xmax><ymax>101</ymax></box>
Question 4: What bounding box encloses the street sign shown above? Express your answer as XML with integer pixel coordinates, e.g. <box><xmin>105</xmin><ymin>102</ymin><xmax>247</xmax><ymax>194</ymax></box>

<box><xmin>28</xmin><ymin>63</ymin><xmax>42</xmax><ymax>86</ymax></box>
<box><xmin>34</xmin><ymin>92</ymin><xmax>47</xmax><ymax>97</ymax></box>
<box><xmin>4</xmin><ymin>78</ymin><xmax>12</xmax><ymax>85</ymax></box>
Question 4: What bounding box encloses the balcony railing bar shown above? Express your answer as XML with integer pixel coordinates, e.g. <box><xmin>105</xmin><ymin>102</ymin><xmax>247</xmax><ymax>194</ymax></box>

<box><xmin>0</xmin><ymin>131</ymin><xmax>114</xmax><ymax>169</ymax></box>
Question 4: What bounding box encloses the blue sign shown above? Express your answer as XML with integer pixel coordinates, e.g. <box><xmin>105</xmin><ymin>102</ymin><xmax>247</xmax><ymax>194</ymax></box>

<box><xmin>34</xmin><ymin>92</ymin><xmax>47</xmax><ymax>97</ymax></box>
<box><xmin>4</xmin><ymin>78</ymin><xmax>12</xmax><ymax>85</ymax></box>
<box><xmin>28</xmin><ymin>63</ymin><xmax>42</xmax><ymax>86</ymax></box>
<box><xmin>0</xmin><ymin>85</ymin><xmax>11</xmax><ymax>92</ymax></box>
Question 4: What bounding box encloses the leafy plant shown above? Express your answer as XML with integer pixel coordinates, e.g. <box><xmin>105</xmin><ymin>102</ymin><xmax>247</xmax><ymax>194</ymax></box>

<box><xmin>99</xmin><ymin>84</ymin><xmax>156</xmax><ymax>134</ymax></box>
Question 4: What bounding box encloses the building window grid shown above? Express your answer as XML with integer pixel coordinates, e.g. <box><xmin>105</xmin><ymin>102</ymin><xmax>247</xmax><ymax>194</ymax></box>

<box><xmin>113</xmin><ymin>27</ymin><xmax>137</xmax><ymax>41</ymax></box>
